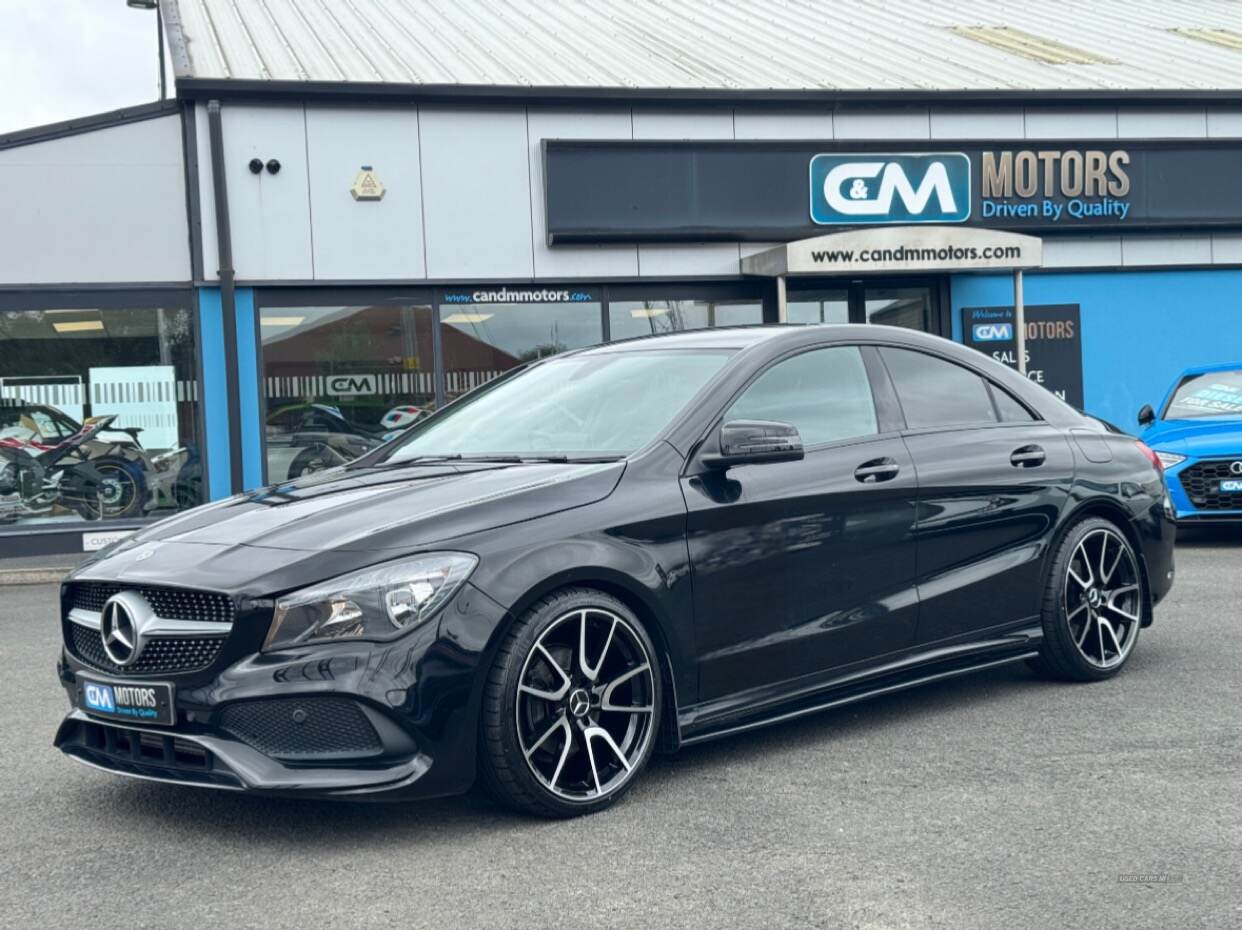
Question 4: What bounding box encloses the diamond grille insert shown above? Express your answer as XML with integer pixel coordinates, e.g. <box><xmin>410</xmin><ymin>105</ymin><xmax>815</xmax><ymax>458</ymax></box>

<box><xmin>1179</xmin><ymin>460</ymin><xmax>1242</xmax><ymax>512</ymax></box>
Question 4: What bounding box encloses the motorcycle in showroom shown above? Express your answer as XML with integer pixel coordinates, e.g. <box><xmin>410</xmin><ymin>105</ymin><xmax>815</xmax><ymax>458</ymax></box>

<box><xmin>0</xmin><ymin>414</ymin><xmax>167</xmax><ymax>523</ymax></box>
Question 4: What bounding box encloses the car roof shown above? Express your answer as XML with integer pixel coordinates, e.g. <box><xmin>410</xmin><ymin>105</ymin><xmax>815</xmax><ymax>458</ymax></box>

<box><xmin>571</xmin><ymin>323</ymin><xmax>915</xmax><ymax>355</ymax></box>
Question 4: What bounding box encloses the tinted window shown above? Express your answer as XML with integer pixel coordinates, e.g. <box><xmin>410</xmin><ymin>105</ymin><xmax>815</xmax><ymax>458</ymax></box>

<box><xmin>880</xmin><ymin>348</ymin><xmax>997</xmax><ymax>429</ymax></box>
<box><xmin>727</xmin><ymin>346</ymin><xmax>877</xmax><ymax>446</ymax></box>
<box><xmin>990</xmin><ymin>384</ymin><xmax>1035</xmax><ymax>422</ymax></box>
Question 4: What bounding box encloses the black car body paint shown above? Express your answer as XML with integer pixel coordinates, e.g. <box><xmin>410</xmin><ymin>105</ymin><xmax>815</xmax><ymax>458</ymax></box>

<box><xmin>53</xmin><ymin>325</ymin><xmax>1175</xmax><ymax>800</ymax></box>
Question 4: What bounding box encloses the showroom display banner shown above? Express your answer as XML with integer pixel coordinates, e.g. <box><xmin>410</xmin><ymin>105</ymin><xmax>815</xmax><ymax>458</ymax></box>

<box><xmin>962</xmin><ymin>304</ymin><xmax>1084</xmax><ymax>409</ymax></box>
<box><xmin>544</xmin><ymin>139</ymin><xmax>1242</xmax><ymax>243</ymax></box>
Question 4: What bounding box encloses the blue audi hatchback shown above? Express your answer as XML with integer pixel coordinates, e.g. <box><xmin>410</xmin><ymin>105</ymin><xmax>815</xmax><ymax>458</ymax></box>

<box><xmin>1140</xmin><ymin>364</ymin><xmax>1242</xmax><ymax>525</ymax></box>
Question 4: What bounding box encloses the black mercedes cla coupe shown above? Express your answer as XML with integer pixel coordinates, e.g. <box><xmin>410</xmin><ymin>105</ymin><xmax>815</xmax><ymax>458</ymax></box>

<box><xmin>54</xmin><ymin>325</ymin><xmax>1175</xmax><ymax>817</ymax></box>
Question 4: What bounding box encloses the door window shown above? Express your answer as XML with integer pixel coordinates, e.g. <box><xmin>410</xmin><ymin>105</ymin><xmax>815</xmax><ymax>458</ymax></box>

<box><xmin>727</xmin><ymin>346</ymin><xmax>877</xmax><ymax>446</ymax></box>
<box><xmin>879</xmin><ymin>347</ymin><xmax>998</xmax><ymax>430</ymax></box>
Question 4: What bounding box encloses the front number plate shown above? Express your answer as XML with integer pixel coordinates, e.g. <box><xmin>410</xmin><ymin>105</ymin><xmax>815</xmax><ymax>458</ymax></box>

<box><xmin>1219</xmin><ymin>480</ymin><xmax>1242</xmax><ymax>493</ymax></box>
<box><xmin>78</xmin><ymin>678</ymin><xmax>175</xmax><ymax>726</ymax></box>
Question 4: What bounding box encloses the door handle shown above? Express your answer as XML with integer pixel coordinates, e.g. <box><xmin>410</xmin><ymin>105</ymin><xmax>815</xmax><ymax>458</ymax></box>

<box><xmin>854</xmin><ymin>457</ymin><xmax>900</xmax><ymax>483</ymax></box>
<box><xmin>1010</xmin><ymin>445</ymin><xmax>1046</xmax><ymax>468</ymax></box>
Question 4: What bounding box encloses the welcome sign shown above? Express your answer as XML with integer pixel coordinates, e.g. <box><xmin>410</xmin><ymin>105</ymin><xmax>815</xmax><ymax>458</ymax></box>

<box><xmin>544</xmin><ymin>139</ymin><xmax>1242</xmax><ymax>243</ymax></box>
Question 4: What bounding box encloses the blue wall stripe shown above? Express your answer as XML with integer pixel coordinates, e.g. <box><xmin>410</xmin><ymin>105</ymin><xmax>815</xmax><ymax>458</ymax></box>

<box><xmin>196</xmin><ymin>288</ymin><xmax>232</xmax><ymax>501</ymax></box>
<box><xmin>233</xmin><ymin>287</ymin><xmax>264</xmax><ymax>490</ymax></box>
<box><xmin>951</xmin><ymin>269</ymin><xmax>1242</xmax><ymax>433</ymax></box>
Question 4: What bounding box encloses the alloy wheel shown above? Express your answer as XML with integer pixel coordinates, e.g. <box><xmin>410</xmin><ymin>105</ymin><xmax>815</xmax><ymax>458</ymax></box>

<box><xmin>515</xmin><ymin>607</ymin><xmax>656</xmax><ymax>801</ymax></box>
<box><xmin>1063</xmin><ymin>528</ymin><xmax>1141</xmax><ymax>669</ymax></box>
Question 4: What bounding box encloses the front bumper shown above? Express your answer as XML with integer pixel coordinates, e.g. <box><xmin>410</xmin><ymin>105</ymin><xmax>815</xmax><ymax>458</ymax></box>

<box><xmin>1164</xmin><ymin>458</ymin><xmax>1242</xmax><ymax>523</ymax></box>
<box><xmin>54</xmin><ymin>581</ymin><xmax>509</xmax><ymax>800</ymax></box>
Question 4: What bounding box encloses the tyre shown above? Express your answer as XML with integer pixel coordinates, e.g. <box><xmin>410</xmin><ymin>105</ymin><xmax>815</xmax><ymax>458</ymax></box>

<box><xmin>478</xmin><ymin>588</ymin><xmax>661</xmax><ymax>818</ymax></box>
<box><xmin>71</xmin><ymin>457</ymin><xmax>147</xmax><ymax>520</ymax></box>
<box><xmin>1032</xmin><ymin>517</ymin><xmax>1145</xmax><ymax>682</ymax></box>
<box><xmin>287</xmin><ymin>443</ymin><xmax>339</xmax><ymax>480</ymax></box>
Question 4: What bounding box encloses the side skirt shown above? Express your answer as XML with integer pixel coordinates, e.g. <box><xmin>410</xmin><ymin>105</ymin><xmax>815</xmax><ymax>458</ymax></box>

<box><xmin>678</xmin><ymin>632</ymin><xmax>1041</xmax><ymax>748</ymax></box>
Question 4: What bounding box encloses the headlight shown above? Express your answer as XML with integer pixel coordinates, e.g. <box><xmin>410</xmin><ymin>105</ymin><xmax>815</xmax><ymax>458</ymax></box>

<box><xmin>262</xmin><ymin>552</ymin><xmax>477</xmax><ymax>651</ymax></box>
<box><xmin>1154</xmin><ymin>451</ymin><xmax>1186</xmax><ymax>469</ymax></box>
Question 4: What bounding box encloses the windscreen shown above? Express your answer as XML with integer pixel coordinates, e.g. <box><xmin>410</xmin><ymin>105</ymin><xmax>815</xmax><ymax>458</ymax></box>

<box><xmin>1165</xmin><ymin>371</ymin><xmax>1242</xmax><ymax>419</ymax></box>
<box><xmin>381</xmin><ymin>349</ymin><xmax>732</xmax><ymax>462</ymax></box>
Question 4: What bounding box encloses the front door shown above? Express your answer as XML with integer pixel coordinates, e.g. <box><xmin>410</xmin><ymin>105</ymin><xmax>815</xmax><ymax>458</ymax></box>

<box><xmin>682</xmin><ymin>344</ymin><xmax>920</xmax><ymax>705</ymax></box>
<box><xmin>786</xmin><ymin>280</ymin><xmax>945</xmax><ymax>335</ymax></box>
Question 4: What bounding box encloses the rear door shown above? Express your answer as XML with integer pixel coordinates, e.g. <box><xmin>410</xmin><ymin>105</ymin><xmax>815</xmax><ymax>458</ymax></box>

<box><xmin>876</xmin><ymin>346</ymin><xmax>1075</xmax><ymax>645</ymax></box>
<box><xmin>683</xmin><ymin>344</ymin><xmax>920</xmax><ymax>703</ymax></box>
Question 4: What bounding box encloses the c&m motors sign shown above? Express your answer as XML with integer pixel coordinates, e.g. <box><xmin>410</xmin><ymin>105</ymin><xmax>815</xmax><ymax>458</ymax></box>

<box><xmin>809</xmin><ymin>153</ymin><xmax>971</xmax><ymax>225</ymax></box>
<box><xmin>544</xmin><ymin>139</ymin><xmax>1242</xmax><ymax>243</ymax></box>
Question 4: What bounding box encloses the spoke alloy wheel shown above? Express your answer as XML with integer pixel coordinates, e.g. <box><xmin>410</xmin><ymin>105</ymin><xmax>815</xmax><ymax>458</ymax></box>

<box><xmin>1063</xmin><ymin>528</ymin><xmax>1141</xmax><ymax>670</ymax></box>
<box><xmin>515</xmin><ymin>608</ymin><xmax>656</xmax><ymax>801</ymax></box>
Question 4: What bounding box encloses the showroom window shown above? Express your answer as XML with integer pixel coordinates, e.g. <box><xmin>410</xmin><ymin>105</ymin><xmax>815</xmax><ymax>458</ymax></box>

<box><xmin>439</xmin><ymin>287</ymin><xmax>604</xmax><ymax>403</ymax></box>
<box><xmin>0</xmin><ymin>292</ymin><xmax>202</xmax><ymax>529</ymax></box>
<box><xmin>258</xmin><ymin>299</ymin><xmax>436</xmax><ymax>483</ymax></box>
<box><xmin>608</xmin><ymin>297</ymin><xmax>763</xmax><ymax>341</ymax></box>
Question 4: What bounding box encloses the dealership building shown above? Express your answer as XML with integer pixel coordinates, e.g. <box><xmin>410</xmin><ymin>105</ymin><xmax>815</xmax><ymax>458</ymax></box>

<box><xmin>3</xmin><ymin>0</ymin><xmax>1242</xmax><ymax>554</ymax></box>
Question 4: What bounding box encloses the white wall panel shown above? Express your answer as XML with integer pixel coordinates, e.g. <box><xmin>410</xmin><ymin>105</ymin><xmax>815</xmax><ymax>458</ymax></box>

<box><xmin>1210</xmin><ymin>233</ymin><xmax>1242</xmax><ymax>264</ymax></box>
<box><xmin>1024</xmin><ymin>109</ymin><xmax>1117</xmax><ymax>139</ymax></box>
<box><xmin>527</xmin><ymin>108</ymin><xmax>638</xmax><ymax>278</ymax></box>
<box><xmin>1117</xmin><ymin>108</ymin><xmax>1207</xmax><ymax>138</ymax></box>
<box><xmin>420</xmin><ymin>108</ymin><xmax>533</xmax><ymax>279</ymax></box>
<box><xmin>305</xmin><ymin>107</ymin><xmax>425</xmax><ymax>280</ymax></box>
<box><xmin>1041</xmin><ymin>236</ymin><xmax>1122</xmax><ymax>269</ymax></box>
<box><xmin>0</xmin><ymin>115</ymin><xmax>190</xmax><ymax>284</ymax></box>
<box><xmin>632</xmin><ymin>108</ymin><xmax>739</xmax><ymax>276</ymax></box>
<box><xmin>834</xmin><ymin>109</ymin><xmax>930</xmax><ymax>139</ymax></box>
<box><xmin>930</xmin><ymin>109</ymin><xmax>1024</xmax><ymax>139</ymax></box>
<box><xmin>1121</xmin><ymin>234</ymin><xmax>1213</xmax><ymax>267</ymax></box>
<box><xmin>733</xmin><ymin>109</ymin><xmax>833</xmax><ymax>140</ymax></box>
<box><xmin>631</xmin><ymin>108</ymin><xmax>734</xmax><ymax>139</ymax></box>
<box><xmin>211</xmin><ymin>105</ymin><xmax>314</xmax><ymax>281</ymax></box>
<box><xmin>1207</xmin><ymin>109</ymin><xmax>1242</xmax><ymax>138</ymax></box>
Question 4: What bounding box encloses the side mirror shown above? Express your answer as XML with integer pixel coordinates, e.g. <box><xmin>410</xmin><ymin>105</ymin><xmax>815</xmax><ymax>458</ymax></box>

<box><xmin>703</xmin><ymin>419</ymin><xmax>804</xmax><ymax>469</ymax></box>
<box><xmin>1137</xmin><ymin>404</ymin><xmax>1156</xmax><ymax>427</ymax></box>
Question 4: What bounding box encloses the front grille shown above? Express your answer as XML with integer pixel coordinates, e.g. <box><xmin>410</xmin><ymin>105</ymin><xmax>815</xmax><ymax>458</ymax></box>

<box><xmin>68</xmin><ymin>582</ymin><xmax>234</xmax><ymax>623</ymax></box>
<box><xmin>216</xmin><ymin>696</ymin><xmax>383</xmax><ymax>760</ymax></box>
<box><xmin>59</xmin><ymin>719</ymin><xmax>240</xmax><ymax>789</ymax></box>
<box><xmin>69</xmin><ymin>623</ymin><xmax>225</xmax><ymax>676</ymax></box>
<box><xmin>1179</xmin><ymin>460</ymin><xmax>1242</xmax><ymax>512</ymax></box>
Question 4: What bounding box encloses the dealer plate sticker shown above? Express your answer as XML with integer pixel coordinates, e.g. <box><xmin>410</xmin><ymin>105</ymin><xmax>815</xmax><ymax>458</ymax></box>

<box><xmin>80</xmin><ymin>679</ymin><xmax>174</xmax><ymax>725</ymax></box>
<box><xmin>1221</xmin><ymin>480</ymin><xmax>1242</xmax><ymax>493</ymax></box>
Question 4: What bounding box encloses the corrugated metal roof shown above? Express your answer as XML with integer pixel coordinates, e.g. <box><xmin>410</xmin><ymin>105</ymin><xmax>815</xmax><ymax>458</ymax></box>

<box><xmin>165</xmin><ymin>0</ymin><xmax>1242</xmax><ymax>92</ymax></box>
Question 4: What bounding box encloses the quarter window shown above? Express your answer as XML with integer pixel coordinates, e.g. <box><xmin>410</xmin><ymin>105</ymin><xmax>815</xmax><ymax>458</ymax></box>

<box><xmin>879</xmin><ymin>347</ymin><xmax>998</xmax><ymax>429</ymax></box>
<box><xmin>989</xmin><ymin>383</ymin><xmax>1036</xmax><ymax>422</ymax></box>
<box><xmin>726</xmin><ymin>346</ymin><xmax>878</xmax><ymax>447</ymax></box>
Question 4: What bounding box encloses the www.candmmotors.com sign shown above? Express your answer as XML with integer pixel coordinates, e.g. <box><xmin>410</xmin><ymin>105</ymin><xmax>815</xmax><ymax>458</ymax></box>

<box><xmin>742</xmin><ymin>227</ymin><xmax>1042</xmax><ymax>276</ymax></box>
<box><xmin>543</xmin><ymin>139</ymin><xmax>1242</xmax><ymax>243</ymax></box>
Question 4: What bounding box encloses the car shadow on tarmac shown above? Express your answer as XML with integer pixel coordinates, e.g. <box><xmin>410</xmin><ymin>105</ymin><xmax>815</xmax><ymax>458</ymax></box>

<box><xmin>75</xmin><ymin>659</ymin><xmax>1059</xmax><ymax>843</ymax></box>
<box><xmin>1172</xmin><ymin>525</ymin><xmax>1242</xmax><ymax>549</ymax></box>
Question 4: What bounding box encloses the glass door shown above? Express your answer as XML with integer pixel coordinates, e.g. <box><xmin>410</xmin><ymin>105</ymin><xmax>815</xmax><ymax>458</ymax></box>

<box><xmin>786</xmin><ymin>279</ymin><xmax>942</xmax><ymax>334</ymax></box>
